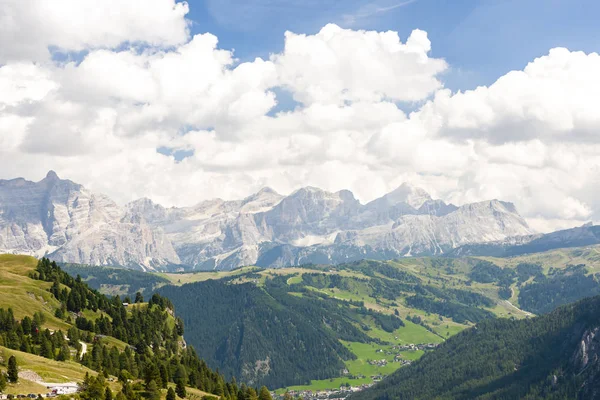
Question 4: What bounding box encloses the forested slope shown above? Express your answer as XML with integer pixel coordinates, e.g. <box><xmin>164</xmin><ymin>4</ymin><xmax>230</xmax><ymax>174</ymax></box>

<box><xmin>0</xmin><ymin>255</ymin><xmax>262</xmax><ymax>399</ymax></box>
<box><xmin>351</xmin><ymin>296</ymin><xmax>600</xmax><ymax>400</ymax></box>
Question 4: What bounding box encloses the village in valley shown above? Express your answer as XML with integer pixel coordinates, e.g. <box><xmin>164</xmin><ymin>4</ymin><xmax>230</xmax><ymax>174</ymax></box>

<box><xmin>274</xmin><ymin>343</ymin><xmax>439</xmax><ymax>400</ymax></box>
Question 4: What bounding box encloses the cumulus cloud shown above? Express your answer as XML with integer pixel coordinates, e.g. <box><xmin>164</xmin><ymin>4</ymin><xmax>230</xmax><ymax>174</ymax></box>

<box><xmin>0</xmin><ymin>2</ymin><xmax>598</xmax><ymax>233</ymax></box>
<box><xmin>272</xmin><ymin>24</ymin><xmax>447</xmax><ymax>105</ymax></box>
<box><xmin>418</xmin><ymin>48</ymin><xmax>600</xmax><ymax>143</ymax></box>
<box><xmin>0</xmin><ymin>0</ymin><xmax>190</xmax><ymax>62</ymax></box>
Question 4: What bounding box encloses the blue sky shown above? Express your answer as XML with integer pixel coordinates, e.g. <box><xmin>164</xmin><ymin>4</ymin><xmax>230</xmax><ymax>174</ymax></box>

<box><xmin>186</xmin><ymin>0</ymin><xmax>600</xmax><ymax>91</ymax></box>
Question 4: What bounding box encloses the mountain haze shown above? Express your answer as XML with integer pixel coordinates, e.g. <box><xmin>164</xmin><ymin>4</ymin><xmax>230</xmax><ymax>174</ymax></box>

<box><xmin>0</xmin><ymin>172</ymin><xmax>534</xmax><ymax>270</ymax></box>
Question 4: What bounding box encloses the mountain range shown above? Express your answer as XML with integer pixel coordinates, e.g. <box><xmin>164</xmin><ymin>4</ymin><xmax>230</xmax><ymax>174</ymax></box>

<box><xmin>0</xmin><ymin>170</ymin><xmax>550</xmax><ymax>270</ymax></box>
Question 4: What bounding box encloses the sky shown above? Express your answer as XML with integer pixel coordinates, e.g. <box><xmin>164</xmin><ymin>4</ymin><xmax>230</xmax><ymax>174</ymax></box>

<box><xmin>0</xmin><ymin>0</ymin><xmax>599</xmax><ymax>233</ymax></box>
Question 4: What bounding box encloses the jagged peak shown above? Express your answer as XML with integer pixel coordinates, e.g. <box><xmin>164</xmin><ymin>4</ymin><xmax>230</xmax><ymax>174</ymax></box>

<box><xmin>370</xmin><ymin>182</ymin><xmax>432</xmax><ymax>209</ymax></box>
<box><xmin>335</xmin><ymin>189</ymin><xmax>357</xmax><ymax>202</ymax></box>
<box><xmin>257</xmin><ymin>186</ymin><xmax>279</xmax><ymax>196</ymax></box>
<box><xmin>45</xmin><ymin>170</ymin><xmax>59</xmax><ymax>180</ymax></box>
<box><xmin>292</xmin><ymin>186</ymin><xmax>325</xmax><ymax>194</ymax></box>
<box><xmin>126</xmin><ymin>197</ymin><xmax>165</xmax><ymax>209</ymax></box>
<box><xmin>461</xmin><ymin>199</ymin><xmax>518</xmax><ymax>212</ymax></box>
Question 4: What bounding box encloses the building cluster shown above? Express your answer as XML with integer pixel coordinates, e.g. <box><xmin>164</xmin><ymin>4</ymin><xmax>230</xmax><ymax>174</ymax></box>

<box><xmin>368</xmin><ymin>359</ymin><xmax>388</xmax><ymax>367</ymax></box>
<box><xmin>0</xmin><ymin>383</ymin><xmax>79</xmax><ymax>398</ymax></box>
<box><xmin>392</xmin><ymin>343</ymin><xmax>438</xmax><ymax>351</ymax></box>
<box><xmin>275</xmin><ymin>383</ymin><xmax>375</xmax><ymax>400</ymax></box>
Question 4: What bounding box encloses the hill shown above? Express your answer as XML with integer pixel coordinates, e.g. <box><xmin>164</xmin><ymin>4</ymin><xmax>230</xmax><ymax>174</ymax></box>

<box><xmin>0</xmin><ymin>254</ymin><xmax>257</xmax><ymax>399</ymax></box>
<box><xmin>350</xmin><ymin>295</ymin><xmax>600</xmax><ymax>400</ymax></box>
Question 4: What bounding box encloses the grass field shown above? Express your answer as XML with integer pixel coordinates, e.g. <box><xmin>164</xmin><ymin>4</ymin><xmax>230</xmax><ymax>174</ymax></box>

<box><xmin>1</xmin><ymin>346</ymin><xmax>95</xmax><ymax>383</ymax></box>
<box><xmin>0</xmin><ymin>255</ymin><xmax>70</xmax><ymax>331</ymax></box>
<box><xmin>158</xmin><ymin>266</ymin><xmax>262</xmax><ymax>285</ymax></box>
<box><xmin>277</xmin><ymin>341</ymin><xmax>426</xmax><ymax>393</ymax></box>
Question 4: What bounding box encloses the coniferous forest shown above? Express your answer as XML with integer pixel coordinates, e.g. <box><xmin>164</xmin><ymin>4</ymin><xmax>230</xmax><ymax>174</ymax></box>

<box><xmin>350</xmin><ymin>295</ymin><xmax>600</xmax><ymax>400</ymax></box>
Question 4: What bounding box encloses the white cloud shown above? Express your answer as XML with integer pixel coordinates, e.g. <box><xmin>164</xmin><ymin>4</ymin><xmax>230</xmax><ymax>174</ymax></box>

<box><xmin>419</xmin><ymin>48</ymin><xmax>600</xmax><ymax>143</ymax></box>
<box><xmin>0</xmin><ymin>0</ymin><xmax>190</xmax><ymax>62</ymax></box>
<box><xmin>0</xmin><ymin>3</ymin><xmax>598</xmax><ymax>234</ymax></box>
<box><xmin>272</xmin><ymin>24</ymin><xmax>447</xmax><ymax>105</ymax></box>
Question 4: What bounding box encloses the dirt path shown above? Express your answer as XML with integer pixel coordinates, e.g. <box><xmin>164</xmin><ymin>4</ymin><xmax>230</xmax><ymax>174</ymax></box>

<box><xmin>79</xmin><ymin>341</ymin><xmax>87</xmax><ymax>358</ymax></box>
<box><xmin>502</xmin><ymin>300</ymin><xmax>534</xmax><ymax>317</ymax></box>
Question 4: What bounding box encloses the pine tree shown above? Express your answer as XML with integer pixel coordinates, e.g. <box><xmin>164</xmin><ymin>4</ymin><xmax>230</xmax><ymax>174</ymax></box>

<box><xmin>147</xmin><ymin>380</ymin><xmax>161</xmax><ymax>400</ymax></box>
<box><xmin>176</xmin><ymin>379</ymin><xmax>186</xmax><ymax>398</ymax></box>
<box><xmin>57</xmin><ymin>344</ymin><xmax>70</xmax><ymax>361</ymax></box>
<box><xmin>245</xmin><ymin>387</ymin><xmax>259</xmax><ymax>400</ymax></box>
<box><xmin>7</xmin><ymin>355</ymin><xmax>18</xmax><ymax>383</ymax></box>
<box><xmin>0</xmin><ymin>372</ymin><xmax>6</xmax><ymax>391</ymax></box>
<box><xmin>135</xmin><ymin>292</ymin><xmax>144</xmax><ymax>303</ymax></box>
<box><xmin>159</xmin><ymin>363</ymin><xmax>169</xmax><ymax>388</ymax></box>
<box><xmin>166</xmin><ymin>387</ymin><xmax>177</xmax><ymax>400</ymax></box>
<box><xmin>259</xmin><ymin>386</ymin><xmax>272</xmax><ymax>400</ymax></box>
<box><xmin>105</xmin><ymin>387</ymin><xmax>113</xmax><ymax>400</ymax></box>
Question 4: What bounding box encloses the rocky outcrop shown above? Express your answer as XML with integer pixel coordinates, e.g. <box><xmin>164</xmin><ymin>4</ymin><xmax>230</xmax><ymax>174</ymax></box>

<box><xmin>573</xmin><ymin>327</ymin><xmax>600</xmax><ymax>399</ymax></box>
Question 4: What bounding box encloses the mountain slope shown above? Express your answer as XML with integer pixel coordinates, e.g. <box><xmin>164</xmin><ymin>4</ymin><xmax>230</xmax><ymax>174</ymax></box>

<box><xmin>1</xmin><ymin>171</ymin><xmax>536</xmax><ymax>270</ymax></box>
<box><xmin>449</xmin><ymin>223</ymin><xmax>600</xmax><ymax>258</ymax></box>
<box><xmin>0</xmin><ymin>254</ymin><xmax>245</xmax><ymax>399</ymax></box>
<box><xmin>0</xmin><ymin>172</ymin><xmax>179</xmax><ymax>270</ymax></box>
<box><xmin>156</xmin><ymin>259</ymin><xmax>512</xmax><ymax>389</ymax></box>
<box><xmin>351</xmin><ymin>295</ymin><xmax>600</xmax><ymax>400</ymax></box>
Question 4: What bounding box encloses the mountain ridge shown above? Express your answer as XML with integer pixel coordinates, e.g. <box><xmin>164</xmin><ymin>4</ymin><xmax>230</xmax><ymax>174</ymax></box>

<box><xmin>0</xmin><ymin>171</ymin><xmax>535</xmax><ymax>270</ymax></box>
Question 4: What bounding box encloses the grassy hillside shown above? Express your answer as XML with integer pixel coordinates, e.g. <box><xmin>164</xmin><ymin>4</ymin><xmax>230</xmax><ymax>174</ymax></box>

<box><xmin>0</xmin><ymin>255</ymin><xmax>69</xmax><ymax>330</ymax></box>
<box><xmin>351</xmin><ymin>295</ymin><xmax>600</xmax><ymax>400</ymax></box>
<box><xmin>0</xmin><ymin>346</ymin><xmax>102</xmax><ymax>396</ymax></box>
<box><xmin>0</xmin><ymin>255</ymin><xmax>252</xmax><ymax>400</ymax></box>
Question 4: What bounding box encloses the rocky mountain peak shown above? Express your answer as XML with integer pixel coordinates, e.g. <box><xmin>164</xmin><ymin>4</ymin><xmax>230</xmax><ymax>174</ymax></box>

<box><xmin>386</xmin><ymin>183</ymin><xmax>432</xmax><ymax>209</ymax></box>
<box><xmin>0</xmin><ymin>172</ymin><xmax>539</xmax><ymax>270</ymax></box>
<box><xmin>364</xmin><ymin>183</ymin><xmax>433</xmax><ymax>215</ymax></box>
<box><xmin>44</xmin><ymin>170</ymin><xmax>60</xmax><ymax>181</ymax></box>
<box><xmin>256</xmin><ymin>187</ymin><xmax>279</xmax><ymax>195</ymax></box>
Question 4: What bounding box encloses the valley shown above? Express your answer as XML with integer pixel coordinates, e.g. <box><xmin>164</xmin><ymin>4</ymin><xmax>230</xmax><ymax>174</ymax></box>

<box><xmin>66</xmin><ymin>244</ymin><xmax>600</xmax><ymax>394</ymax></box>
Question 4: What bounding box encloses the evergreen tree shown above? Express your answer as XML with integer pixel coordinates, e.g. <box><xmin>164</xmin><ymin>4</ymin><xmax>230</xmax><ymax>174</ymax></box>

<box><xmin>176</xmin><ymin>379</ymin><xmax>186</xmax><ymax>398</ymax></box>
<box><xmin>258</xmin><ymin>386</ymin><xmax>272</xmax><ymax>400</ymax></box>
<box><xmin>246</xmin><ymin>387</ymin><xmax>258</xmax><ymax>400</ymax></box>
<box><xmin>159</xmin><ymin>363</ymin><xmax>169</xmax><ymax>388</ymax></box>
<box><xmin>7</xmin><ymin>355</ymin><xmax>18</xmax><ymax>383</ymax></box>
<box><xmin>166</xmin><ymin>387</ymin><xmax>177</xmax><ymax>400</ymax></box>
<box><xmin>57</xmin><ymin>344</ymin><xmax>70</xmax><ymax>361</ymax></box>
<box><xmin>144</xmin><ymin>362</ymin><xmax>160</xmax><ymax>387</ymax></box>
<box><xmin>0</xmin><ymin>372</ymin><xmax>6</xmax><ymax>391</ymax></box>
<box><xmin>105</xmin><ymin>387</ymin><xmax>113</xmax><ymax>400</ymax></box>
<box><xmin>135</xmin><ymin>292</ymin><xmax>144</xmax><ymax>303</ymax></box>
<box><xmin>147</xmin><ymin>380</ymin><xmax>161</xmax><ymax>400</ymax></box>
<box><xmin>121</xmin><ymin>381</ymin><xmax>137</xmax><ymax>400</ymax></box>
